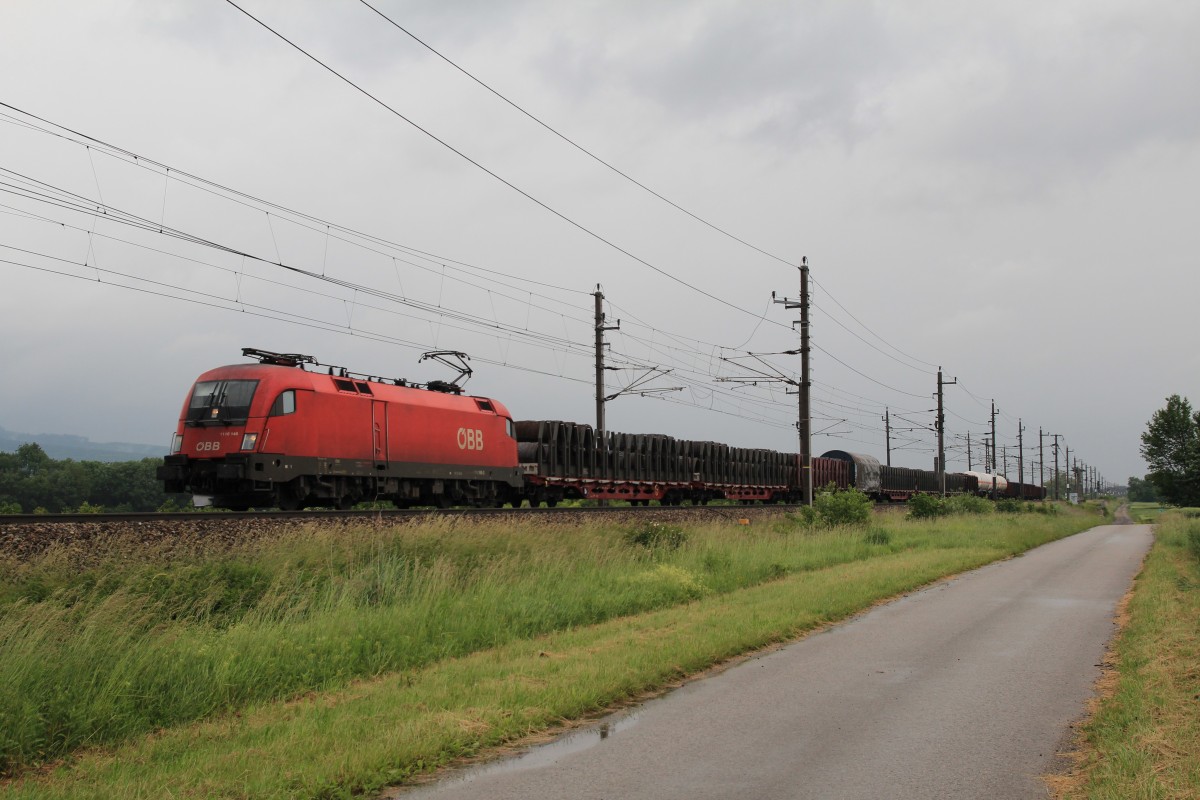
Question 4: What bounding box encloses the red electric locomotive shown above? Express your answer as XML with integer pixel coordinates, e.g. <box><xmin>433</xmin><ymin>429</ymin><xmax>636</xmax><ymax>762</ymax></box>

<box><xmin>157</xmin><ymin>349</ymin><xmax>522</xmax><ymax>509</ymax></box>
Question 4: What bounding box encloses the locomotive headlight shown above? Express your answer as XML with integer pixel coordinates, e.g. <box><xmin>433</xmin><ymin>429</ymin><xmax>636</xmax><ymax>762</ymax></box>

<box><xmin>171</xmin><ymin>433</ymin><xmax>183</xmax><ymax>454</ymax></box>
<box><xmin>240</xmin><ymin>433</ymin><xmax>258</xmax><ymax>451</ymax></box>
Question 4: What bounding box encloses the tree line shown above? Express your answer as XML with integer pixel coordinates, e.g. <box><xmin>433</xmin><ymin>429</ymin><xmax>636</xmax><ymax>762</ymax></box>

<box><xmin>0</xmin><ymin>443</ymin><xmax>187</xmax><ymax>513</ymax></box>
<box><xmin>1139</xmin><ymin>394</ymin><xmax>1200</xmax><ymax>506</ymax></box>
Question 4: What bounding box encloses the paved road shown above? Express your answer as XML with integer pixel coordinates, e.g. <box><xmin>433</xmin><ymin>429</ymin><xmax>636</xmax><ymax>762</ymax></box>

<box><xmin>398</xmin><ymin>523</ymin><xmax>1152</xmax><ymax>800</ymax></box>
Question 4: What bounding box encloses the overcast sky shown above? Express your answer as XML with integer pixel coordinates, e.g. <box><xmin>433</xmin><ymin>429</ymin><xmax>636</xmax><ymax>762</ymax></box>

<box><xmin>3</xmin><ymin>0</ymin><xmax>1198</xmax><ymax>484</ymax></box>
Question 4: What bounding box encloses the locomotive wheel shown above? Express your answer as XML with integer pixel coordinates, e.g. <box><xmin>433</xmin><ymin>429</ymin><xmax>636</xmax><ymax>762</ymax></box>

<box><xmin>276</xmin><ymin>481</ymin><xmax>303</xmax><ymax>511</ymax></box>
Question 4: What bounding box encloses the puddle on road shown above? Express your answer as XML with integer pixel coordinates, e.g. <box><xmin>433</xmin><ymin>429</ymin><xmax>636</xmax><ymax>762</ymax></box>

<box><xmin>394</xmin><ymin>710</ymin><xmax>644</xmax><ymax>796</ymax></box>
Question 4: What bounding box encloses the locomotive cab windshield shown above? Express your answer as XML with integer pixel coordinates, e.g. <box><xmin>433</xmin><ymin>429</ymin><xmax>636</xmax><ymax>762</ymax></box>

<box><xmin>185</xmin><ymin>379</ymin><xmax>259</xmax><ymax>426</ymax></box>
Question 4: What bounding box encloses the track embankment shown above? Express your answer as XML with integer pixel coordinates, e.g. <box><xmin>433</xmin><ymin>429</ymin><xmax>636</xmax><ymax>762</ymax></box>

<box><xmin>0</xmin><ymin>504</ymin><xmax>812</xmax><ymax>562</ymax></box>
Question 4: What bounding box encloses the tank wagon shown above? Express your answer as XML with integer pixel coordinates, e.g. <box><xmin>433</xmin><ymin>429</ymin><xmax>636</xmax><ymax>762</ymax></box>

<box><xmin>158</xmin><ymin>350</ymin><xmax>1047</xmax><ymax>508</ymax></box>
<box><xmin>964</xmin><ymin>470</ymin><xmax>1008</xmax><ymax>497</ymax></box>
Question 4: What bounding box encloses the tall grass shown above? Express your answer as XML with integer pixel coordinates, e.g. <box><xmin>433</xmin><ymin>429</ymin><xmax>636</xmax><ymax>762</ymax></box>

<box><xmin>1057</xmin><ymin>512</ymin><xmax>1200</xmax><ymax>798</ymax></box>
<box><xmin>0</xmin><ymin>511</ymin><xmax>1093</xmax><ymax>777</ymax></box>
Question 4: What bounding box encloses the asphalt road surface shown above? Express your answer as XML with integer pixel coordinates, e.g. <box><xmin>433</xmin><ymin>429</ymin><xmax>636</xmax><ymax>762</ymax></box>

<box><xmin>398</xmin><ymin>522</ymin><xmax>1152</xmax><ymax>800</ymax></box>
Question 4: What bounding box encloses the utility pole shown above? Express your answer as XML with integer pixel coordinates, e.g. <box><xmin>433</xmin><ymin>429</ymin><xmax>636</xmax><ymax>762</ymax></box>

<box><xmin>1065</xmin><ymin>446</ymin><xmax>1071</xmax><ymax>498</ymax></box>
<box><xmin>1003</xmin><ymin>446</ymin><xmax>1009</xmax><ymax>478</ymax></box>
<box><xmin>990</xmin><ymin>400</ymin><xmax>998</xmax><ymax>473</ymax></box>
<box><xmin>936</xmin><ymin>368</ymin><xmax>957</xmax><ymax>496</ymax></box>
<box><xmin>772</xmin><ymin>259</ymin><xmax>811</xmax><ymax>506</ymax></box>
<box><xmin>883</xmin><ymin>408</ymin><xmax>892</xmax><ymax>467</ymax></box>
<box><xmin>593</xmin><ymin>286</ymin><xmax>619</xmax><ymax>438</ymax></box>
<box><xmin>1017</xmin><ymin>419</ymin><xmax>1025</xmax><ymax>492</ymax></box>
<box><xmin>1039</xmin><ymin>428</ymin><xmax>1045</xmax><ymax>496</ymax></box>
<box><xmin>1052</xmin><ymin>435</ymin><xmax>1061</xmax><ymax>500</ymax></box>
<box><xmin>967</xmin><ymin>431</ymin><xmax>972</xmax><ymax>471</ymax></box>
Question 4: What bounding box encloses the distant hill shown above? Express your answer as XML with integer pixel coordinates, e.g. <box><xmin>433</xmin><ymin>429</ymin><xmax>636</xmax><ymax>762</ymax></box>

<box><xmin>0</xmin><ymin>425</ymin><xmax>165</xmax><ymax>462</ymax></box>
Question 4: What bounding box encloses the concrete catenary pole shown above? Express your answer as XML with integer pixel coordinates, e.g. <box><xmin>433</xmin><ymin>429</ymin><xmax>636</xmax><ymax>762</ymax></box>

<box><xmin>1053</xmin><ymin>434</ymin><xmax>1061</xmax><ymax>500</ymax></box>
<box><xmin>1018</xmin><ymin>419</ymin><xmax>1024</xmax><ymax>498</ymax></box>
<box><xmin>883</xmin><ymin>408</ymin><xmax>892</xmax><ymax>467</ymax></box>
<box><xmin>990</xmin><ymin>400</ymin><xmax>998</xmax><ymax>473</ymax></box>
<box><xmin>593</xmin><ymin>286</ymin><xmax>621</xmax><ymax>435</ymax></box>
<box><xmin>1039</xmin><ymin>428</ymin><xmax>1045</xmax><ymax>498</ymax></box>
<box><xmin>594</xmin><ymin>287</ymin><xmax>605</xmax><ymax>438</ymax></box>
<box><xmin>800</xmin><ymin>260</ymin><xmax>812</xmax><ymax>506</ymax></box>
<box><xmin>936</xmin><ymin>368</ymin><xmax>956</xmax><ymax>496</ymax></box>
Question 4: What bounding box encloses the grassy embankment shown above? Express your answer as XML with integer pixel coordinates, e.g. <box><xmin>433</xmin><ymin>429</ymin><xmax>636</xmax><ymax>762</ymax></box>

<box><xmin>1057</xmin><ymin>509</ymin><xmax>1200</xmax><ymax>799</ymax></box>
<box><xmin>0</xmin><ymin>506</ymin><xmax>1098</xmax><ymax>798</ymax></box>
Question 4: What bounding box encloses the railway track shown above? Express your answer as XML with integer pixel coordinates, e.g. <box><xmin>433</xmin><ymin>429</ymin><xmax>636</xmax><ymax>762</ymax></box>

<box><xmin>0</xmin><ymin>503</ymin><xmax>826</xmax><ymax>527</ymax></box>
<box><xmin>0</xmin><ymin>504</ymin><xmax>905</xmax><ymax>562</ymax></box>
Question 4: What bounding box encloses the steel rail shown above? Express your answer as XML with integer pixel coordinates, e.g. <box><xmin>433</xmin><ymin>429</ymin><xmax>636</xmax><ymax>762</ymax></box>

<box><xmin>0</xmin><ymin>503</ymin><xmax>870</xmax><ymax>527</ymax></box>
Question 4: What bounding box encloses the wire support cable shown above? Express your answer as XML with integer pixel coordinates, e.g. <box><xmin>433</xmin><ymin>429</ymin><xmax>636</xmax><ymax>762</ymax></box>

<box><xmin>356</xmin><ymin>0</ymin><xmax>806</xmax><ymax>275</ymax></box>
<box><xmin>0</xmin><ymin>104</ymin><xmax>593</xmax><ymax>310</ymax></box>
<box><xmin>221</xmin><ymin>1</ymin><xmax>793</xmax><ymax>329</ymax></box>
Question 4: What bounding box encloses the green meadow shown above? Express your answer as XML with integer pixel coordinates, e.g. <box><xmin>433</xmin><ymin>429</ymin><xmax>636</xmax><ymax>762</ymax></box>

<box><xmin>0</xmin><ymin>505</ymin><xmax>1098</xmax><ymax>798</ymax></box>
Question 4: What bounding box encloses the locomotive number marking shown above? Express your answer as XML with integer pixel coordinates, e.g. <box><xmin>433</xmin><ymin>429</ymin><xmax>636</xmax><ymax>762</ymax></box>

<box><xmin>195</xmin><ymin>441</ymin><xmax>221</xmax><ymax>452</ymax></box>
<box><xmin>457</xmin><ymin>428</ymin><xmax>485</xmax><ymax>450</ymax></box>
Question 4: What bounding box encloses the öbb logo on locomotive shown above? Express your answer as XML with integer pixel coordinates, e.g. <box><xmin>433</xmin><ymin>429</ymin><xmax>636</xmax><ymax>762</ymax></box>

<box><xmin>157</xmin><ymin>348</ymin><xmax>1045</xmax><ymax>510</ymax></box>
<box><xmin>457</xmin><ymin>428</ymin><xmax>484</xmax><ymax>451</ymax></box>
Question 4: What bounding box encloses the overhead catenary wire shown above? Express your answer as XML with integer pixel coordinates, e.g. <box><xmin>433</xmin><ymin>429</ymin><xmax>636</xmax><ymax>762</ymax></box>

<box><xmin>1</xmin><ymin>95</ymin><xmax>1059</xmax><ymax>465</ymax></box>
<box><xmin>0</xmin><ymin>104</ymin><xmax>593</xmax><ymax>309</ymax></box>
<box><xmin>221</xmin><ymin>1</ymin><xmax>801</xmax><ymax>331</ymax></box>
<box><xmin>356</xmin><ymin>0</ymin><xmax>807</xmax><ymax>275</ymax></box>
<box><xmin>0</xmin><ymin>113</ymin><xmax>811</xmax><ymax>433</ymax></box>
<box><xmin>354</xmin><ymin>0</ymin><xmax>950</xmax><ymax>383</ymax></box>
<box><xmin>4</xmin><ymin>101</ymin><xmax>964</xmax><ymax>436</ymax></box>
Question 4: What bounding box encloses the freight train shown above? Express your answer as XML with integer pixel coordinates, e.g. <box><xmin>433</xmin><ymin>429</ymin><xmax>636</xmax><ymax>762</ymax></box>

<box><xmin>158</xmin><ymin>350</ymin><xmax>1046</xmax><ymax>509</ymax></box>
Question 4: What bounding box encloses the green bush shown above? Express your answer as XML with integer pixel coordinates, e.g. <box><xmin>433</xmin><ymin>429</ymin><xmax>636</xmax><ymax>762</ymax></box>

<box><xmin>864</xmin><ymin>528</ymin><xmax>891</xmax><ymax>546</ymax></box>
<box><xmin>623</xmin><ymin>521</ymin><xmax>688</xmax><ymax>550</ymax></box>
<box><xmin>944</xmin><ymin>494</ymin><xmax>992</xmax><ymax>515</ymax></box>
<box><xmin>994</xmin><ymin>499</ymin><xmax>1024</xmax><ymax>514</ymax></box>
<box><xmin>813</xmin><ymin>488</ymin><xmax>873</xmax><ymax>527</ymax></box>
<box><xmin>790</xmin><ymin>506</ymin><xmax>819</xmax><ymax>528</ymax></box>
<box><xmin>907</xmin><ymin>493</ymin><xmax>946</xmax><ymax>519</ymax></box>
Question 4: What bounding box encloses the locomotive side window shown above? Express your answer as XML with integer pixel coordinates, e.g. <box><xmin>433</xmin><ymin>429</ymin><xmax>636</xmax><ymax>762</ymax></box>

<box><xmin>269</xmin><ymin>390</ymin><xmax>296</xmax><ymax>416</ymax></box>
<box><xmin>185</xmin><ymin>380</ymin><xmax>259</xmax><ymax>425</ymax></box>
<box><xmin>505</xmin><ymin>418</ymin><xmax>515</xmax><ymax>438</ymax></box>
